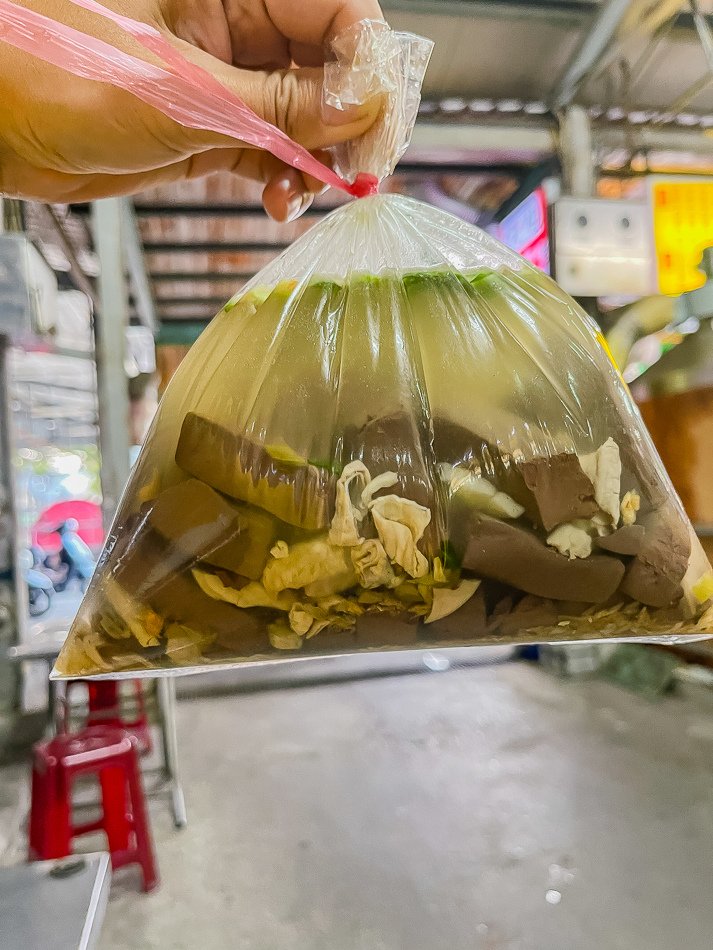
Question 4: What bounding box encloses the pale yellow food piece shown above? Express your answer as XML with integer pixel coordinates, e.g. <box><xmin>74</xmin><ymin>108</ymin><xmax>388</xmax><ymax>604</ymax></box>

<box><xmin>192</xmin><ymin>570</ymin><xmax>296</xmax><ymax>611</ymax></box>
<box><xmin>103</xmin><ymin>576</ymin><xmax>163</xmax><ymax>648</ymax></box>
<box><xmin>425</xmin><ymin>579</ymin><xmax>481</xmax><ymax>624</ymax></box>
<box><xmin>369</xmin><ymin>495</ymin><xmax>431</xmax><ymax>578</ymax></box>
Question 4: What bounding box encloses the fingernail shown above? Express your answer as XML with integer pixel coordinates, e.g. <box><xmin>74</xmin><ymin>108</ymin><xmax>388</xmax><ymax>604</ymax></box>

<box><xmin>285</xmin><ymin>193</ymin><xmax>303</xmax><ymax>221</ymax></box>
<box><xmin>286</xmin><ymin>193</ymin><xmax>313</xmax><ymax>222</ymax></box>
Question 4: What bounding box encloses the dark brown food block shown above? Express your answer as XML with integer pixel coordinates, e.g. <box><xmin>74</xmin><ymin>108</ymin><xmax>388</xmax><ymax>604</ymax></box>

<box><xmin>596</xmin><ymin>524</ymin><xmax>646</xmax><ymax>556</ymax></box>
<box><xmin>351</xmin><ymin>411</ymin><xmax>445</xmax><ymax>553</ymax></box>
<box><xmin>355</xmin><ymin>610</ymin><xmax>420</xmax><ymax>647</ymax></box>
<box><xmin>619</xmin><ymin>508</ymin><xmax>691</xmax><ymax>608</ymax></box>
<box><xmin>462</xmin><ymin>514</ymin><xmax>625</xmax><ymax>603</ymax></box>
<box><xmin>148</xmin><ymin>570</ymin><xmax>267</xmax><ymax>656</ymax></box>
<box><xmin>201</xmin><ymin>505</ymin><xmax>283</xmax><ymax>580</ymax></box>
<box><xmin>350</xmin><ymin>411</ymin><xmax>433</xmax><ymax>507</ymax></box>
<box><xmin>147</xmin><ymin>478</ymin><xmax>250</xmax><ymax>573</ymax></box>
<box><xmin>488</xmin><ymin>594</ymin><xmax>515</xmax><ymax>633</ymax></box>
<box><xmin>521</xmin><ymin>453</ymin><xmax>598</xmax><ymax>532</ymax></box>
<box><xmin>421</xmin><ymin>586</ymin><xmax>488</xmax><ymax>641</ymax></box>
<box><xmin>131</xmin><ymin>479</ymin><xmax>282</xmax><ymax>581</ymax></box>
<box><xmin>176</xmin><ymin>412</ymin><xmax>333</xmax><ymax>530</ymax></box>
<box><xmin>480</xmin><ymin>580</ymin><xmax>517</xmax><ymax>616</ymax></box>
<box><xmin>494</xmin><ymin>595</ymin><xmax>559</xmax><ymax>638</ymax></box>
<box><xmin>112</xmin><ymin>528</ymin><xmax>183</xmax><ymax>602</ymax></box>
<box><xmin>110</xmin><ymin>523</ymin><xmax>263</xmax><ymax>648</ymax></box>
<box><xmin>301</xmin><ymin>627</ymin><xmax>358</xmax><ymax>654</ymax></box>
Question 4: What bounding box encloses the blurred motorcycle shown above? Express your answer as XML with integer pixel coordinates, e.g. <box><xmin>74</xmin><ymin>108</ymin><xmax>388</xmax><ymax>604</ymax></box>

<box><xmin>55</xmin><ymin>519</ymin><xmax>95</xmax><ymax>592</ymax></box>
<box><xmin>20</xmin><ymin>549</ymin><xmax>55</xmax><ymax>617</ymax></box>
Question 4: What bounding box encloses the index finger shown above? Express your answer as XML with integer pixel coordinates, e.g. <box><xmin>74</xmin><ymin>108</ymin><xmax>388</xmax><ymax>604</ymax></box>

<box><xmin>266</xmin><ymin>0</ymin><xmax>385</xmax><ymax>64</ymax></box>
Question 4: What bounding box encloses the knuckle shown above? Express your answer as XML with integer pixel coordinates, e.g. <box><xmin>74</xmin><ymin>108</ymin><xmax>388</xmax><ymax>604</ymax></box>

<box><xmin>263</xmin><ymin>69</ymin><xmax>301</xmax><ymax>138</ymax></box>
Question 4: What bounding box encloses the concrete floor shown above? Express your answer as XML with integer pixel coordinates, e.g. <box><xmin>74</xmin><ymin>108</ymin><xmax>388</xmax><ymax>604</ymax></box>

<box><xmin>92</xmin><ymin>661</ymin><xmax>713</xmax><ymax>950</ymax></box>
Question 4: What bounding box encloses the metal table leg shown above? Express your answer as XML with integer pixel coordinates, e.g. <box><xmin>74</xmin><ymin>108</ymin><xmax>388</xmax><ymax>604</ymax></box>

<box><xmin>47</xmin><ymin>673</ymin><xmax>59</xmax><ymax>736</ymax></box>
<box><xmin>157</xmin><ymin>677</ymin><xmax>187</xmax><ymax>829</ymax></box>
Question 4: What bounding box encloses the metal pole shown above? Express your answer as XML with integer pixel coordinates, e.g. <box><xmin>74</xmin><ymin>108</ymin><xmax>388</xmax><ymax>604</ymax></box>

<box><xmin>157</xmin><ymin>678</ymin><xmax>187</xmax><ymax>828</ymax></box>
<box><xmin>559</xmin><ymin>105</ymin><xmax>595</xmax><ymax>197</ymax></box>
<box><xmin>0</xmin><ymin>333</ymin><xmax>25</xmax><ymax>720</ymax></box>
<box><xmin>91</xmin><ymin>200</ymin><xmax>131</xmax><ymax>528</ymax></box>
<box><xmin>120</xmin><ymin>199</ymin><xmax>157</xmax><ymax>335</ymax></box>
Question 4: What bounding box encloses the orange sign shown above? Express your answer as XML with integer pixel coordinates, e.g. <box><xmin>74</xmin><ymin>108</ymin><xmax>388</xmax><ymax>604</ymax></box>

<box><xmin>650</xmin><ymin>178</ymin><xmax>713</xmax><ymax>296</ymax></box>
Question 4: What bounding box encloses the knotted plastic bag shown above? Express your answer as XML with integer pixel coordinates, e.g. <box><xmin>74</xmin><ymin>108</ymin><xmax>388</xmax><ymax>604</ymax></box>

<box><xmin>9</xmin><ymin>3</ymin><xmax>707</xmax><ymax>677</ymax></box>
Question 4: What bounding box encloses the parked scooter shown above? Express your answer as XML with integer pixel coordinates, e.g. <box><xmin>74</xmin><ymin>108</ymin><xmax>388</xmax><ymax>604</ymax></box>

<box><xmin>55</xmin><ymin>519</ymin><xmax>95</xmax><ymax>592</ymax></box>
<box><xmin>20</xmin><ymin>548</ymin><xmax>55</xmax><ymax>617</ymax></box>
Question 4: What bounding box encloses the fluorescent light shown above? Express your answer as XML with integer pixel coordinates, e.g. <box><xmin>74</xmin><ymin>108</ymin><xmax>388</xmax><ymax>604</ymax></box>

<box><xmin>468</xmin><ymin>98</ymin><xmax>495</xmax><ymax>112</ymax></box>
<box><xmin>497</xmin><ymin>99</ymin><xmax>523</xmax><ymax>112</ymax></box>
<box><xmin>440</xmin><ymin>97</ymin><xmax>467</xmax><ymax>112</ymax></box>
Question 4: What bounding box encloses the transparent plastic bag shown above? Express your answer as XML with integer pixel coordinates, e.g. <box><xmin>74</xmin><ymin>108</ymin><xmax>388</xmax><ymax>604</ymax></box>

<box><xmin>55</xmin><ymin>194</ymin><xmax>713</xmax><ymax>677</ymax></box>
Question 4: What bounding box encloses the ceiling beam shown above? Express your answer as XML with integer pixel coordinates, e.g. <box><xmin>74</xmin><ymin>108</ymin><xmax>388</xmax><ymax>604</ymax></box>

<box><xmin>408</xmin><ymin>121</ymin><xmax>555</xmax><ymax>163</ymax></box>
<box><xmin>408</xmin><ymin>117</ymin><xmax>713</xmax><ymax>158</ymax></box>
<box><xmin>398</xmin><ymin>159</ymin><xmax>528</xmax><ymax>174</ymax></box>
<box><xmin>150</xmin><ymin>270</ymin><xmax>256</xmax><ymax>281</ymax></box>
<box><xmin>143</xmin><ymin>240</ymin><xmax>290</xmax><ymax>253</ymax></box>
<box><xmin>595</xmin><ymin>123</ymin><xmax>713</xmax><ymax>154</ymax></box>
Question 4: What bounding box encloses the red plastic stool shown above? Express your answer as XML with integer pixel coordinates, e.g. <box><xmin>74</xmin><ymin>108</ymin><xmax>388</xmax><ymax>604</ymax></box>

<box><xmin>62</xmin><ymin>680</ymin><xmax>153</xmax><ymax>755</ymax></box>
<box><xmin>29</xmin><ymin>725</ymin><xmax>159</xmax><ymax>892</ymax></box>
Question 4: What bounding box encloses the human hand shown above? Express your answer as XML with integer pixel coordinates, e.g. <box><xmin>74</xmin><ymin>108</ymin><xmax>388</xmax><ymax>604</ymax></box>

<box><xmin>0</xmin><ymin>0</ymin><xmax>384</xmax><ymax>218</ymax></box>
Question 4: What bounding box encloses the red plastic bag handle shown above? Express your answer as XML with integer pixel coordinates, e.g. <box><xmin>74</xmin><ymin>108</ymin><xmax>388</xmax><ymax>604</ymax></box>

<box><xmin>0</xmin><ymin>0</ymin><xmax>378</xmax><ymax>198</ymax></box>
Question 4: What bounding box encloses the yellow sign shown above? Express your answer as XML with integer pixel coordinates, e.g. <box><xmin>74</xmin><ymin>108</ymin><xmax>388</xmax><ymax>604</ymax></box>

<box><xmin>651</xmin><ymin>179</ymin><xmax>713</xmax><ymax>296</ymax></box>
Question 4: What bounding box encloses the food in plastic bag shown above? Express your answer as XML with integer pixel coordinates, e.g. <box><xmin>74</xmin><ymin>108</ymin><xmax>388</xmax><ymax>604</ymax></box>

<box><xmin>15</xmin><ymin>2</ymin><xmax>707</xmax><ymax>677</ymax></box>
<box><xmin>55</xmin><ymin>193</ymin><xmax>713</xmax><ymax>676</ymax></box>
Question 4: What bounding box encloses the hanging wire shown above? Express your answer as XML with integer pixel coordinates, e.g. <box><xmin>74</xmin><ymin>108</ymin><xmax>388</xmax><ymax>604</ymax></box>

<box><xmin>651</xmin><ymin>0</ymin><xmax>713</xmax><ymax>122</ymax></box>
<box><xmin>690</xmin><ymin>0</ymin><xmax>713</xmax><ymax>68</ymax></box>
<box><xmin>626</xmin><ymin>11</ymin><xmax>681</xmax><ymax>97</ymax></box>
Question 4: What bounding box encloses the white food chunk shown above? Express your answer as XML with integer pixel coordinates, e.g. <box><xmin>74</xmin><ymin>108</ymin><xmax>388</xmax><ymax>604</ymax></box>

<box><xmin>329</xmin><ymin>460</ymin><xmax>371</xmax><ymax>546</ymax></box>
<box><xmin>369</xmin><ymin>494</ymin><xmax>432</xmax><ymax>578</ymax></box>
<box><xmin>579</xmin><ymin>437</ymin><xmax>621</xmax><ymax>525</ymax></box>
<box><xmin>360</xmin><ymin>471</ymin><xmax>399</xmax><ymax>510</ymax></box>
<box><xmin>547</xmin><ymin>523</ymin><xmax>593</xmax><ymax>560</ymax></box>
<box><xmin>449</xmin><ymin>468</ymin><xmax>524</xmax><ymax>519</ymax></box>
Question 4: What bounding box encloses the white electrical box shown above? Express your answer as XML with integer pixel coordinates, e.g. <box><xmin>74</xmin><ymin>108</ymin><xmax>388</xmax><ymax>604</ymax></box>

<box><xmin>553</xmin><ymin>197</ymin><xmax>656</xmax><ymax>297</ymax></box>
<box><xmin>55</xmin><ymin>289</ymin><xmax>93</xmax><ymax>353</ymax></box>
<box><xmin>125</xmin><ymin>325</ymin><xmax>156</xmax><ymax>377</ymax></box>
<box><xmin>0</xmin><ymin>234</ymin><xmax>58</xmax><ymax>340</ymax></box>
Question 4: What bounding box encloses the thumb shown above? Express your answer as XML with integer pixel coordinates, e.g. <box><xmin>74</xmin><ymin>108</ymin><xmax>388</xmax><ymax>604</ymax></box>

<box><xmin>234</xmin><ymin>67</ymin><xmax>382</xmax><ymax>152</ymax></box>
<box><xmin>175</xmin><ymin>43</ymin><xmax>382</xmax><ymax>153</ymax></box>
